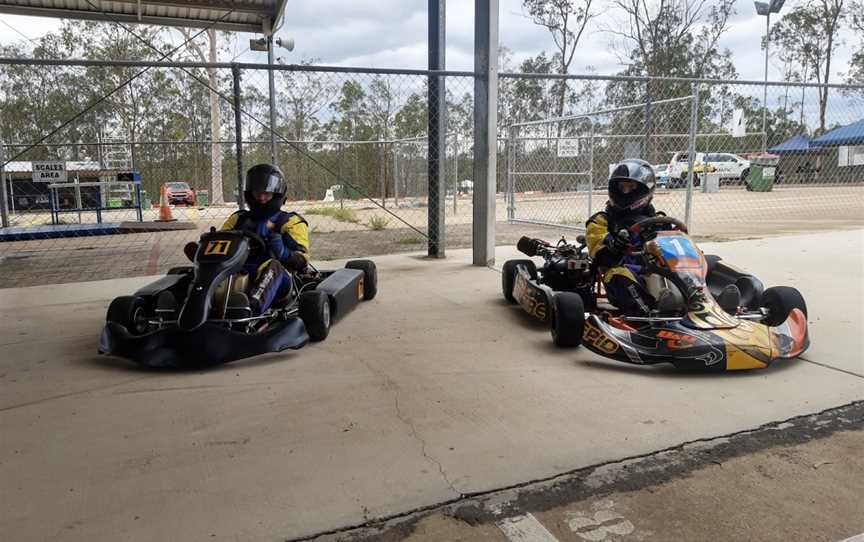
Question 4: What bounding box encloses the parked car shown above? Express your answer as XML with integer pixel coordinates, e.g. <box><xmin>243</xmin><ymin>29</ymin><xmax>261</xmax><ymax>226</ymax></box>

<box><xmin>652</xmin><ymin>164</ymin><xmax>670</xmax><ymax>187</ymax></box>
<box><xmin>667</xmin><ymin>152</ymin><xmax>716</xmax><ymax>188</ymax></box>
<box><xmin>164</xmin><ymin>181</ymin><xmax>196</xmax><ymax>205</ymax></box>
<box><xmin>702</xmin><ymin>152</ymin><xmax>750</xmax><ymax>185</ymax></box>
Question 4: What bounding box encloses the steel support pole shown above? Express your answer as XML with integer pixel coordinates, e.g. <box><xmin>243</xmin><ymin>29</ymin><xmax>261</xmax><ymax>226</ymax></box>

<box><xmin>393</xmin><ymin>143</ymin><xmax>399</xmax><ymax>208</ymax></box>
<box><xmin>428</xmin><ymin>0</ymin><xmax>446</xmax><ymax>258</ymax></box>
<box><xmin>685</xmin><ymin>83</ymin><xmax>700</xmax><ymax>229</ymax></box>
<box><xmin>762</xmin><ymin>13</ymin><xmax>770</xmax><ymax>153</ymax></box>
<box><xmin>232</xmin><ymin>64</ymin><xmax>245</xmax><ymax>209</ymax></box>
<box><xmin>473</xmin><ymin>0</ymin><xmax>498</xmax><ymax>266</ymax></box>
<box><xmin>268</xmin><ymin>36</ymin><xmax>278</xmax><ymax>164</ymax></box>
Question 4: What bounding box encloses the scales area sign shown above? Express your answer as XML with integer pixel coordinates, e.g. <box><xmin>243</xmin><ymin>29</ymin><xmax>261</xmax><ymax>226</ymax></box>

<box><xmin>32</xmin><ymin>161</ymin><xmax>67</xmax><ymax>183</ymax></box>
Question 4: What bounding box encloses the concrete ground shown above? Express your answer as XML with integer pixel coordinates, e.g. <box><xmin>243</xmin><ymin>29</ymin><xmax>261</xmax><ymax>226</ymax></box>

<box><xmin>1</xmin><ymin>229</ymin><xmax>862</xmax><ymax>541</ymax></box>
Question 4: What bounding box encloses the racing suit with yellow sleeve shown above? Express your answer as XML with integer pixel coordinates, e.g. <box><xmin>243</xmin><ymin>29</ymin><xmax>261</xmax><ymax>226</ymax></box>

<box><xmin>220</xmin><ymin>209</ymin><xmax>310</xmax><ymax>315</ymax></box>
<box><xmin>585</xmin><ymin>205</ymin><xmax>659</xmax><ymax>316</ymax></box>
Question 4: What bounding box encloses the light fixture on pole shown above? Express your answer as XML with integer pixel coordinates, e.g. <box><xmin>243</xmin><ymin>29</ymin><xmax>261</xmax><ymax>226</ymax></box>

<box><xmin>250</xmin><ymin>36</ymin><xmax>295</xmax><ymax>163</ymax></box>
<box><xmin>754</xmin><ymin>0</ymin><xmax>786</xmax><ymax>152</ymax></box>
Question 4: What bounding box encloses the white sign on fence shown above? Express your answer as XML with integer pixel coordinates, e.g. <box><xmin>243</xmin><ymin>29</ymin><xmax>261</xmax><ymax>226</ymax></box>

<box><xmin>32</xmin><ymin>161</ymin><xmax>67</xmax><ymax>183</ymax></box>
<box><xmin>730</xmin><ymin>109</ymin><xmax>746</xmax><ymax>138</ymax></box>
<box><xmin>557</xmin><ymin>138</ymin><xmax>580</xmax><ymax>158</ymax></box>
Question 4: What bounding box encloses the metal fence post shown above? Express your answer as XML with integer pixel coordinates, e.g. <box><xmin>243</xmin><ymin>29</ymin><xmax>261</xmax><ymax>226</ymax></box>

<box><xmin>392</xmin><ymin>142</ymin><xmax>399</xmax><ymax>208</ymax></box>
<box><xmin>0</xmin><ymin>141</ymin><xmax>9</xmax><ymax>228</ymax></box>
<box><xmin>379</xmin><ymin>139</ymin><xmax>386</xmax><ymax>208</ymax></box>
<box><xmin>685</xmin><ymin>82</ymin><xmax>700</xmax><ymax>230</ymax></box>
<box><xmin>506</xmin><ymin>125</ymin><xmax>515</xmax><ymax>222</ymax></box>
<box><xmin>428</xmin><ymin>0</ymin><xmax>446</xmax><ymax>258</ymax></box>
<box><xmin>453</xmin><ymin>132</ymin><xmax>459</xmax><ymax>216</ymax></box>
<box><xmin>232</xmin><ymin>64</ymin><xmax>244</xmax><ymax>209</ymax></box>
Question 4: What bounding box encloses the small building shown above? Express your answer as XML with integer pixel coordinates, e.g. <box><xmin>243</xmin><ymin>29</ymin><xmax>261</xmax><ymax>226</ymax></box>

<box><xmin>2</xmin><ymin>161</ymin><xmax>130</xmax><ymax>211</ymax></box>
<box><xmin>810</xmin><ymin>120</ymin><xmax>864</xmax><ymax>184</ymax></box>
<box><xmin>768</xmin><ymin>135</ymin><xmax>823</xmax><ymax>185</ymax></box>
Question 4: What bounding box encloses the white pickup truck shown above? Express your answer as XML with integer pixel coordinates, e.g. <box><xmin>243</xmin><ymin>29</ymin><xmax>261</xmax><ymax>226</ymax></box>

<box><xmin>667</xmin><ymin>151</ymin><xmax>750</xmax><ymax>187</ymax></box>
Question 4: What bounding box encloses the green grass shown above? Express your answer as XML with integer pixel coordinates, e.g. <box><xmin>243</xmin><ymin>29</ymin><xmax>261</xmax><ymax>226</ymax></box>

<box><xmin>397</xmin><ymin>236</ymin><xmax>425</xmax><ymax>245</ymax></box>
<box><xmin>367</xmin><ymin>215</ymin><xmax>390</xmax><ymax>230</ymax></box>
<box><xmin>305</xmin><ymin>206</ymin><xmax>358</xmax><ymax>223</ymax></box>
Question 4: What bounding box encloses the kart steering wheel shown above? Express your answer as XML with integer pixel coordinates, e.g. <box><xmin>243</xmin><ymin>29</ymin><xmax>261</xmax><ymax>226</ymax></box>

<box><xmin>627</xmin><ymin>216</ymin><xmax>688</xmax><ymax>241</ymax></box>
<box><xmin>238</xmin><ymin>229</ymin><xmax>269</xmax><ymax>257</ymax></box>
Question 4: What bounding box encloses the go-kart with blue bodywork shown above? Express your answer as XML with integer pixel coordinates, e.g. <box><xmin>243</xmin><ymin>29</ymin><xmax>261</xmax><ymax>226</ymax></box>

<box><xmin>502</xmin><ymin>217</ymin><xmax>809</xmax><ymax>371</ymax></box>
<box><xmin>99</xmin><ymin>228</ymin><xmax>377</xmax><ymax>368</ymax></box>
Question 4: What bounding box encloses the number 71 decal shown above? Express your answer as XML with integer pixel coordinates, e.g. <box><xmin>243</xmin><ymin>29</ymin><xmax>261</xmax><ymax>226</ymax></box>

<box><xmin>204</xmin><ymin>240</ymin><xmax>232</xmax><ymax>256</ymax></box>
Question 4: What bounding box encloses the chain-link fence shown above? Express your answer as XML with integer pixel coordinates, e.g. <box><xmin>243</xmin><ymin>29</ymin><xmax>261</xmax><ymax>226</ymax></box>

<box><xmin>497</xmin><ymin>74</ymin><xmax>864</xmax><ymax>240</ymax></box>
<box><xmin>0</xmin><ymin>58</ymin><xmax>474</xmax><ymax>286</ymax></box>
<box><xmin>1</xmin><ymin>56</ymin><xmax>863</xmax><ymax>288</ymax></box>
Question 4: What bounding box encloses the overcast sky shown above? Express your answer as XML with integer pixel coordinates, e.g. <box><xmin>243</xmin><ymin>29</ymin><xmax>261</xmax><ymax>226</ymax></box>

<box><xmin>0</xmin><ymin>0</ymin><xmax>858</xmax><ymax>83</ymax></box>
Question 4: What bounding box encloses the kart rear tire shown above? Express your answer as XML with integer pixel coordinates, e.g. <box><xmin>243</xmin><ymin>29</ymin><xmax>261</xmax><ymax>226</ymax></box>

<box><xmin>346</xmin><ymin>259</ymin><xmax>378</xmax><ymax>301</ymax></box>
<box><xmin>551</xmin><ymin>292</ymin><xmax>585</xmax><ymax>348</ymax></box>
<box><xmin>502</xmin><ymin>259</ymin><xmax>537</xmax><ymax>303</ymax></box>
<box><xmin>761</xmin><ymin>286</ymin><xmax>807</xmax><ymax>327</ymax></box>
<box><xmin>106</xmin><ymin>295</ymin><xmax>149</xmax><ymax>335</ymax></box>
<box><xmin>300</xmin><ymin>290</ymin><xmax>331</xmax><ymax>342</ymax></box>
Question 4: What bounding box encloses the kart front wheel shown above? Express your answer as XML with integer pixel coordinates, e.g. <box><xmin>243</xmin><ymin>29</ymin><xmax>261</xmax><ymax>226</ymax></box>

<box><xmin>300</xmin><ymin>290</ymin><xmax>331</xmax><ymax>342</ymax></box>
<box><xmin>106</xmin><ymin>295</ymin><xmax>149</xmax><ymax>335</ymax></box>
<box><xmin>761</xmin><ymin>286</ymin><xmax>807</xmax><ymax>327</ymax></box>
<box><xmin>502</xmin><ymin>259</ymin><xmax>537</xmax><ymax>303</ymax></box>
<box><xmin>346</xmin><ymin>259</ymin><xmax>378</xmax><ymax>301</ymax></box>
<box><xmin>551</xmin><ymin>292</ymin><xmax>585</xmax><ymax>348</ymax></box>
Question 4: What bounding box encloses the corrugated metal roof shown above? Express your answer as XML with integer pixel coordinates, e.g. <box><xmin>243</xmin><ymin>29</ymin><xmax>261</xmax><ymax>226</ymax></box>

<box><xmin>0</xmin><ymin>1</ymin><xmax>288</xmax><ymax>34</ymax></box>
<box><xmin>811</xmin><ymin>119</ymin><xmax>864</xmax><ymax>147</ymax></box>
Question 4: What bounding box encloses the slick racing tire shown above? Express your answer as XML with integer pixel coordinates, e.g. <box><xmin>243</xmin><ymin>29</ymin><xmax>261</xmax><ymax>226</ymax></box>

<box><xmin>346</xmin><ymin>259</ymin><xmax>378</xmax><ymax>301</ymax></box>
<box><xmin>761</xmin><ymin>286</ymin><xmax>807</xmax><ymax>327</ymax></box>
<box><xmin>551</xmin><ymin>292</ymin><xmax>585</xmax><ymax>348</ymax></box>
<box><xmin>300</xmin><ymin>290</ymin><xmax>331</xmax><ymax>342</ymax></box>
<box><xmin>502</xmin><ymin>259</ymin><xmax>537</xmax><ymax>303</ymax></box>
<box><xmin>106</xmin><ymin>295</ymin><xmax>149</xmax><ymax>335</ymax></box>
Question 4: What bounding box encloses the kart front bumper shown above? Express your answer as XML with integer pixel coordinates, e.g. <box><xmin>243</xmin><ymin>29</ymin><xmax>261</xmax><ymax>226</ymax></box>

<box><xmin>581</xmin><ymin>309</ymin><xmax>809</xmax><ymax>372</ymax></box>
<box><xmin>98</xmin><ymin>318</ymin><xmax>308</xmax><ymax>368</ymax></box>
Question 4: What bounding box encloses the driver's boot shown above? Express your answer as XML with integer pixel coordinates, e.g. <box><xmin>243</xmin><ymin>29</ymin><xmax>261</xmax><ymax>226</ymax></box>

<box><xmin>716</xmin><ymin>284</ymin><xmax>741</xmax><ymax>314</ymax></box>
<box><xmin>249</xmin><ymin>260</ymin><xmax>290</xmax><ymax>315</ymax></box>
<box><xmin>654</xmin><ymin>288</ymin><xmax>679</xmax><ymax>315</ymax></box>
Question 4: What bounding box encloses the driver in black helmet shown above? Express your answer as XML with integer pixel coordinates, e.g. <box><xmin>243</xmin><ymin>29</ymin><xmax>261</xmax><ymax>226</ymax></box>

<box><xmin>585</xmin><ymin>158</ymin><xmax>670</xmax><ymax>316</ymax></box>
<box><xmin>219</xmin><ymin>163</ymin><xmax>310</xmax><ymax>315</ymax></box>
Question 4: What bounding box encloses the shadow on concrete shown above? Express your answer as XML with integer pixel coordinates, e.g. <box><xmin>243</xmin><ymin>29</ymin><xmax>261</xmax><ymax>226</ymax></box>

<box><xmin>579</xmin><ymin>355</ymin><xmax>803</xmax><ymax>378</ymax></box>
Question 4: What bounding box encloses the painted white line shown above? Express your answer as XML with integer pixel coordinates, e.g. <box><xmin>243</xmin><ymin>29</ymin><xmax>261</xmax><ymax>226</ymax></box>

<box><xmin>497</xmin><ymin>513</ymin><xmax>561</xmax><ymax>542</ymax></box>
<box><xmin>837</xmin><ymin>534</ymin><xmax>864</xmax><ymax>542</ymax></box>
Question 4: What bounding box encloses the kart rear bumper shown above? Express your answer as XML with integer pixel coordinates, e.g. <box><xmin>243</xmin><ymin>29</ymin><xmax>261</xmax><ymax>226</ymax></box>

<box><xmin>98</xmin><ymin>318</ymin><xmax>308</xmax><ymax>368</ymax></box>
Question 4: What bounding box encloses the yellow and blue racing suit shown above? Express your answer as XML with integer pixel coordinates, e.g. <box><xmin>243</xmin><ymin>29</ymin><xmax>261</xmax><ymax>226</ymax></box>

<box><xmin>585</xmin><ymin>206</ymin><xmax>658</xmax><ymax>316</ymax></box>
<box><xmin>221</xmin><ymin>210</ymin><xmax>310</xmax><ymax>314</ymax></box>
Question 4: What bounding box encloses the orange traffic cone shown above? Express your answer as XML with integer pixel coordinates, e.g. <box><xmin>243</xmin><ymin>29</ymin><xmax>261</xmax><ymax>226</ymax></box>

<box><xmin>156</xmin><ymin>184</ymin><xmax>177</xmax><ymax>222</ymax></box>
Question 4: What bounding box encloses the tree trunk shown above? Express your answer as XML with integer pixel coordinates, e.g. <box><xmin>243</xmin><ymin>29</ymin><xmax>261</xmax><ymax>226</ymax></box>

<box><xmin>207</xmin><ymin>29</ymin><xmax>224</xmax><ymax>204</ymax></box>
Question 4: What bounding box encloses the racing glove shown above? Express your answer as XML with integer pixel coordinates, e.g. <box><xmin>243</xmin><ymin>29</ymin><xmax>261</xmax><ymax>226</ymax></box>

<box><xmin>604</xmin><ymin>229</ymin><xmax>631</xmax><ymax>255</ymax></box>
<box><xmin>267</xmin><ymin>233</ymin><xmax>307</xmax><ymax>272</ymax></box>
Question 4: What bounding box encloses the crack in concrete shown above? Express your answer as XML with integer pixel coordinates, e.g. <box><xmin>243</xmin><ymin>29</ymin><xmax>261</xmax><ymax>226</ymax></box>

<box><xmin>283</xmin><ymin>400</ymin><xmax>864</xmax><ymax>542</ymax></box>
<box><xmin>799</xmin><ymin>355</ymin><xmax>864</xmax><ymax>379</ymax></box>
<box><xmin>361</xmin><ymin>359</ymin><xmax>461</xmax><ymax>498</ymax></box>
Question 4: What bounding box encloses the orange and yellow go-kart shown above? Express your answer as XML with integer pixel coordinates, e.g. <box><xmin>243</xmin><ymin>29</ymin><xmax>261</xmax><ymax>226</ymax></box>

<box><xmin>501</xmin><ymin>217</ymin><xmax>809</xmax><ymax>372</ymax></box>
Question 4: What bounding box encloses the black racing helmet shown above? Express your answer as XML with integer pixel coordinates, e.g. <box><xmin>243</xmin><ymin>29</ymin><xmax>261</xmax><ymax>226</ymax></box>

<box><xmin>244</xmin><ymin>163</ymin><xmax>287</xmax><ymax>217</ymax></box>
<box><xmin>608</xmin><ymin>158</ymin><xmax>656</xmax><ymax>212</ymax></box>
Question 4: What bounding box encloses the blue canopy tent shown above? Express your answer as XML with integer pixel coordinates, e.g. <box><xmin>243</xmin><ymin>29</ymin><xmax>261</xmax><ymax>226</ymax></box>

<box><xmin>811</xmin><ymin>119</ymin><xmax>864</xmax><ymax>147</ymax></box>
<box><xmin>769</xmin><ymin>134</ymin><xmax>820</xmax><ymax>155</ymax></box>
